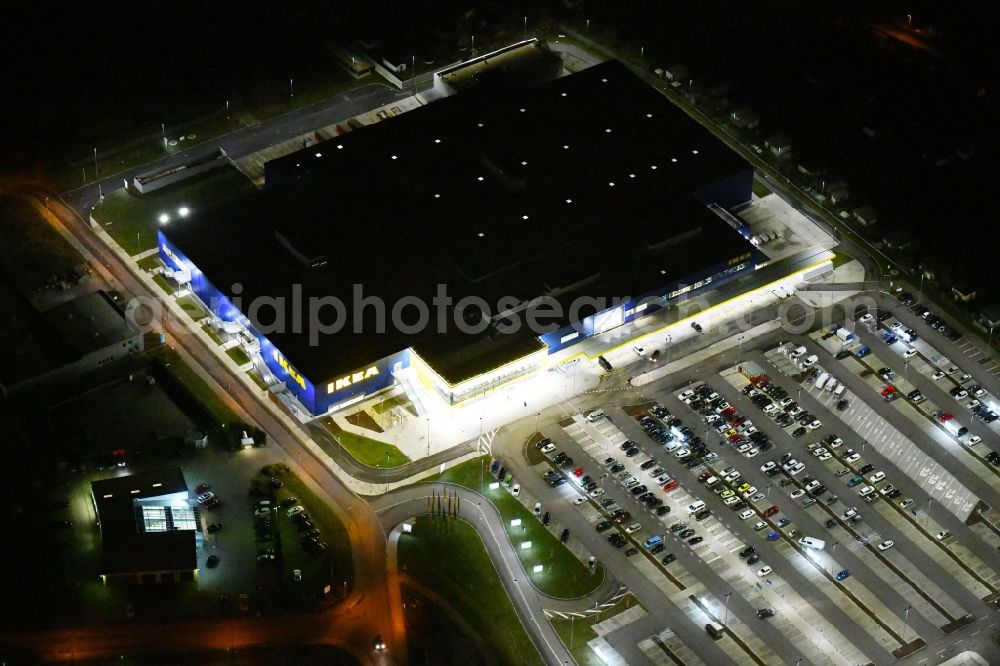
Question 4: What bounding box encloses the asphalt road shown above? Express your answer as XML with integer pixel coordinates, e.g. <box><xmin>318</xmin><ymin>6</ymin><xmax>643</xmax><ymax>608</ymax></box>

<box><xmin>62</xmin><ymin>83</ymin><xmax>405</xmax><ymax>218</ymax></box>
<box><xmin>371</xmin><ymin>485</ymin><xmax>575</xmax><ymax>666</ymax></box>
<box><xmin>27</xmin><ymin>191</ymin><xmax>400</xmax><ymax>663</ymax></box>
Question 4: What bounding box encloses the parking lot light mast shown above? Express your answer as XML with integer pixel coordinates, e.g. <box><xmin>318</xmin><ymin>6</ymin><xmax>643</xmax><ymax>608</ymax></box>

<box><xmin>93</xmin><ymin>147</ymin><xmax>103</xmax><ymax>200</ymax></box>
<box><xmin>722</xmin><ymin>592</ymin><xmax>733</xmax><ymax>625</ymax></box>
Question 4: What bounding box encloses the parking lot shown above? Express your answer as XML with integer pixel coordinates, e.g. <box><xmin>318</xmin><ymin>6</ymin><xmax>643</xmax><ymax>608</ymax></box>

<box><xmin>514</xmin><ymin>307</ymin><xmax>1000</xmax><ymax>665</ymax></box>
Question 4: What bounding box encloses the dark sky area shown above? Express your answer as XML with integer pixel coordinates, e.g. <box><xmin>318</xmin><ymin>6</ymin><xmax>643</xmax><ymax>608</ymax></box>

<box><xmin>1</xmin><ymin>0</ymin><xmax>998</xmax><ymax>294</ymax></box>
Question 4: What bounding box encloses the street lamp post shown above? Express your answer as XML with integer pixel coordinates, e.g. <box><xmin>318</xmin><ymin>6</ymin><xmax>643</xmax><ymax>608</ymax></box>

<box><xmin>723</xmin><ymin>592</ymin><xmax>733</xmax><ymax>626</ymax></box>
<box><xmin>523</xmin><ymin>16</ymin><xmax>527</xmax><ymax>41</ymax></box>
<box><xmin>904</xmin><ymin>606</ymin><xmax>911</xmax><ymax>622</ymax></box>
<box><xmin>586</xmin><ymin>18</ymin><xmax>590</xmax><ymax>35</ymax></box>
<box><xmin>426</xmin><ymin>418</ymin><xmax>430</xmax><ymax>458</ymax></box>
<box><xmin>93</xmin><ymin>147</ymin><xmax>103</xmax><ymax>200</ymax></box>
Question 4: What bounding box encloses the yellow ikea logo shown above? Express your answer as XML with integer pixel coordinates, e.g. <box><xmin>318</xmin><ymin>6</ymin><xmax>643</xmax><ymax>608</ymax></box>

<box><xmin>272</xmin><ymin>350</ymin><xmax>307</xmax><ymax>390</ymax></box>
<box><xmin>728</xmin><ymin>251</ymin><xmax>752</xmax><ymax>266</ymax></box>
<box><xmin>327</xmin><ymin>366</ymin><xmax>379</xmax><ymax>394</ymax></box>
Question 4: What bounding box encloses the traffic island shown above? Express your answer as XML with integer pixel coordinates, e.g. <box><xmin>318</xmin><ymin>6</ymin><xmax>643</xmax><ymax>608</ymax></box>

<box><xmin>431</xmin><ymin>457</ymin><xmax>605</xmax><ymax>599</ymax></box>
<box><xmin>398</xmin><ymin>515</ymin><xmax>543</xmax><ymax>665</ymax></box>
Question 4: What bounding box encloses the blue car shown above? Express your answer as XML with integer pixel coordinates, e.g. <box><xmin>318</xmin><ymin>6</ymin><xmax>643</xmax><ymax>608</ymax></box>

<box><xmin>846</xmin><ymin>475</ymin><xmax>863</xmax><ymax>487</ymax></box>
<box><xmin>836</xmin><ymin>569</ymin><xmax>851</xmax><ymax>581</ymax></box>
<box><xmin>767</xmin><ymin>531</ymin><xmax>780</xmax><ymax>541</ymax></box>
<box><xmin>856</xmin><ymin>346</ymin><xmax>871</xmax><ymax>359</ymax></box>
<box><xmin>777</xmin><ymin>517</ymin><xmax>791</xmax><ymax>527</ymax></box>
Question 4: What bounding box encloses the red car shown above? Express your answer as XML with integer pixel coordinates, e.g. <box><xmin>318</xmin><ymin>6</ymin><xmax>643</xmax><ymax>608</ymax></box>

<box><xmin>573</xmin><ymin>467</ymin><xmax>585</xmax><ymax>477</ymax></box>
<box><xmin>196</xmin><ymin>483</ymin><xmax>211</xmax><ymax>494</ymax></box>
<box><xmin>880</xmin><ymin>385</ymin><xmax>896</xmax><ymax>397</ymax></box>
<box><xmin>663</xmin><ymin>480</ymin><xmax>680</xmax><ymax>493</ymax></box>
<box><xmin>938</xmin><ymin>413</ymin><xmax>954</xmax><ymax>423</ymax></box>
<box><xmin>698</xmin><ymin>471</ymin><xmax>712</xmax><ymax>482</ymax></box>
<box><xmin>763</xmin><ymin>505</ymin><xmax>779</xmax><ymax>518</ymax></box>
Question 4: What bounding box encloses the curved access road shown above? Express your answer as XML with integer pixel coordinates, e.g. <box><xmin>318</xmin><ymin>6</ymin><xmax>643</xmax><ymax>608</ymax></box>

<box><xmin>372</xmin><ymin>483</ymin><xmax>618</xmax><ymax>666</ymax></box>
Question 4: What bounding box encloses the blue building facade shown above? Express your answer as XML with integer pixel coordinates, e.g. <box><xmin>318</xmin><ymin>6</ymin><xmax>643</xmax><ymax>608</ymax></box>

<box><xmin>158</xmin><ymin>229</ymin><xmax>410</xmax><ymax>415</ymax></box>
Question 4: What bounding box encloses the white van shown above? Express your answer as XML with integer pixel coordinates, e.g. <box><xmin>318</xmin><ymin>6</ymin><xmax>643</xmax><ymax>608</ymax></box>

<box><xmin>814</xmin><ymin>372</ymin><xmax>829</xmax><ymax>390</ymax></box>
<box><xmin>833</xmin><ymin>383</ymin><xmax>847</xmax><ymax>396</ymax></box>
<box><xmin>825</xmin><ymin>379</ymin><xmax>838</xmax><ymax>392</ymax></box>
<box><xmin>799</xmin><ymin>536</ymin><xmax>826</xmax><ymax>550</ymax></box>
<box><xmin>586</xmin><ymin>409</ymin><xmax>606</xmax><ymax>423</ymax></box>
<box><xmin>687</xmin><ymin>500</ymin><xmax>706</xmax><ymax>514</ymax></box>
<box><xmin>790</xmin><ymin>346</ymin><xmax>807</xmax><ymax>359</ymax></box>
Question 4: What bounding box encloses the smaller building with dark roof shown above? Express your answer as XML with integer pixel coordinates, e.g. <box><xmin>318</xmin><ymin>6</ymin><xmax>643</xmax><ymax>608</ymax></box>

<box><xmin>0</xmin><ymin>289</ymin><xmax>143</xmax><ymax>396</ymax></box>
<box><xmin>91</xmin><ymin>469</ymin><xmax>198</xmax><ymax>584</ymax></box>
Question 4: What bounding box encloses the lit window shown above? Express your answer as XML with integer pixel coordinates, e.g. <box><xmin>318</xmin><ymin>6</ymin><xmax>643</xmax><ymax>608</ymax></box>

<box><xmin>565</xmin><ymin>198</ymin><xmax>572</xmax><ymax>204</ymax></box>
<box><xmin>478</xmin><ymin>232</ymin><xmax>485</xmax><ymax>237</ymax></box>
<box><xmin>651</xmin><ymin>165</ymin><xmax>658</xmax><ymax>170</ymax></box>
<box><xmin>646</xmin><ymin>113</ymin><xmax>653</xmax><ymax>118</ymax></box>
<box><xmin>692</xmin><ymin>149</ymin><xmax>699</xmax><ymax>155</ymax></box>
<box><xmin>520</xmin><ymin>108</ymin><xmax>526</xmax><ymax>113</ymax></box>
<box><xmin>522</xmin><ymin>214</ymin><xmax>530</xmax><ymax>220</ymax></box>
<box><xmin>433</xmin><ymin>193</ymin><xmax>441</xmax><ymax>199</ymax></box>
<box><xmin>601</xmin><ymin>78</ymin><xmax>608</xmax><ymax>83</ymax></box>
<box><xmin>391</xmin><ymin>155</ymin><xmax>397</xmax><ymax>160</ymax></box>
<box><xmin>315</xmin><ymin>152</ymin><xmax>322</xmax><ymax>157</ymax></box>
<box><xmin>608</xmin><ymin>182</ymin><xmax>615</xmax><ymax>187</ymax></box>
<box><xmin>337</xmin><ymin>144</ymin><xmax>343</xmax><ymax>149</ymax></box>
<box><xmin>477</xmin><ymin>176</ymin><xmax>484</xmax><ymax>181</ymax></box>
<box><xmin>629</xmin><ymin>173</ymin><xmax>635</xmax><ymax>178</ymax></box>
<box><xmin>521</xmin><ymin>160</ymin><xmax>528</xmax><ymax>166</ymax></box>
<box><xmin>560</xmin><ymin>92</ymin><xmax>567</xmax><ymax>97</ymax></box>
<box><xmin>177</xmin><ymin>207</ymin><xmax>190</xmax><ymax>217</ymax></box>
<box><xmin>434</xmin><ymin>139</ymin><xmax>441</xmax><ymax>144</ymax></box>
<box><xmin>477</xmin><ymin>122</ymin><xmax>484</xmax><ymax>127</ymax></box>
<box><xmin>563</xmin><ymin>145</ymin><xmax>569</xmax><ymax>150</ymax></box>
<box><xmin>671</xmin><ymin>158</ymin><xmax>678</xmax><ymax>163</ymax></box>
<box><xmin>605</xmin><ymin>128</ymin><xmax>612</xmax><ymax>133</ymax></box>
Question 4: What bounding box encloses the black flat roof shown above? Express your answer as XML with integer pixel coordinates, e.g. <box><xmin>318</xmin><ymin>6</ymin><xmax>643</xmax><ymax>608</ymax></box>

<box><xmin>165</xmin><ymin>59</ymin><xmax>753</xmax><ymax>382</ymax></box>
<box><xmin>92</xmin><ymin>469</ymin><xmax>196</xmax><ymax>576</ymax></box>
